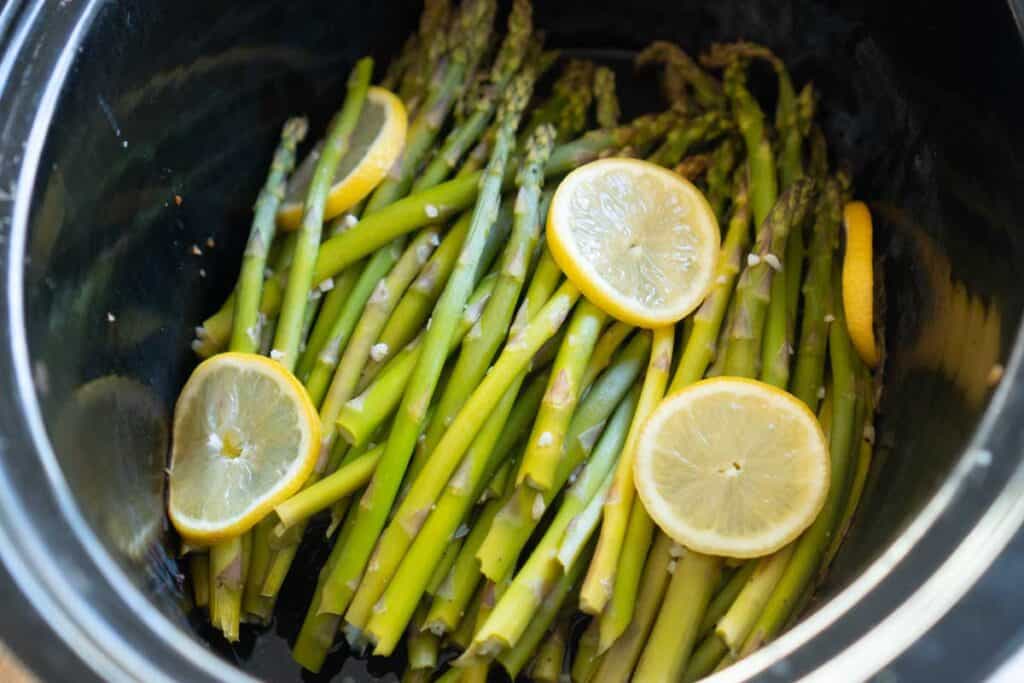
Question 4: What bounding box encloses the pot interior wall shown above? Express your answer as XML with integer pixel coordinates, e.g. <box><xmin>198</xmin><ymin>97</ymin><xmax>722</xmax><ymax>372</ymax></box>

<box><xmin>20</xmin><ymin>0</ymin><xmax>1024</xmax><ymax>679</ymax></box>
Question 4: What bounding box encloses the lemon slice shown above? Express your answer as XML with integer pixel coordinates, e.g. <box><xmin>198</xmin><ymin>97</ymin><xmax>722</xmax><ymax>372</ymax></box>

<box><xmin>547</xmin><ymin>158</ymin><xmax>720</xmax><ymax>328</ymax></box>
<box><xmin>168</xmin><ymin>352</ymin><xmax>321</xmax><ymax>543</ymax></box>
<box><xmin>276</xmin><ymin>87</ymin><xmax>407</xmax><ymax>231</ymax></box>
<box><xmin>842</xmin><ymin>201</ymin><xmax>879</xmax><ymax>367</ymax></box>
<box><xmin>634</xmin><ymin>377</ymin><xmax>829</xmax><ymax>558</ymax></box>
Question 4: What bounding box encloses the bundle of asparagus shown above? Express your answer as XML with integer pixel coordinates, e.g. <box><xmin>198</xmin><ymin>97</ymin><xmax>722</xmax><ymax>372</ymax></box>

<box><xmin>173</xmin><ymin>2</ymin><xmax>881</xmax><ymax>681</ymax></box>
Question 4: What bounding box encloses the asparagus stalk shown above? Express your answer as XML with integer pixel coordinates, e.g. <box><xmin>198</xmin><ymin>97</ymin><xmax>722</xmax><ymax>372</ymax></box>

<box><xmin>345</xmin><ymin>280</ymin><xmax>578</xmax><ymax>629</ymax></box>
<box><xmin>230</xmin><ymin>118</ymin><xmax>308</xmax><ymax>353</ymax></box>
<box><xmin>476</xmin><ymin>331</ymin><xmax>651</xmax><ymax>582</ymax></box>
<box><xmin>649</xmin><ymin>111</ymin><xmax>730</xmax><ymax>168</ymax></box>
<box><xmin>360</xmin><ymin>373</ymin><xmax>549</xmax><ymax>653</ymax></box>
<box><xmin>674</xmin><ymin>153</ymin><xmax>713</xmax><ymax>181</ymax></box>
<box><xmin>723</xmin><ymin>179</ymin><xmax>815</xmax><ymax>378</ymax></box>
<box><xmin>580</xmin><ymin>322</ymin><xmax>634</xmax><ymax>391</ymax></box>
<box><xmin>407</xmin><ymin>602</ymin><xmax>441</xmax><ymax>671</ymax></box>
<box><xmin>594</xmin><ymin>66</ymin><xmax>621</xmax><ymax>128</ymax></box>
<box><xmin>313</xmin><ymin>72</ymin><xmax>538</xmax><ymax>624</ymax></box>
<box><xmin>493</xmin><ymin>541</ymin><xmax>594</xmax><ymax>676</ymax></box>
<box><xmin>581</xmin><ymin>327</ymin><xmax>673</xmax><ymax>615</ymax></box>
<box><xmin>530</xmin><ymin>615</ymin><xmax>570</xmax><ymax>683</ymax></box>
<box><xmin>467</xmin><ymin>384</ymin><xmax>639</xmax><ymax>655</ymax></box>
<box><xmin>597</xmin><ymin>488</ymin><xmax>655</xmax><ymax>651</ymax></box>
<box><xmin>296</xmin><ymin>264</ymin><xmax>362</xmax><ymax>381</ymax></box>
<box><xmin>573</xmin><ymin>618</ymin><xmax>603</xmax><ymax>683</ymax></box>
<box><xmin>592</xmin><ymin>532</ymin><xmax>675</xmax><ymax>683</ymax></box>
<box><xmin>516</xmin><ymin>299</ymin><xmax>607</xmax><ymax>490</ymax></box>
<box><xmin>706</xmin><ymin>137</ymin><xmax>741</xmax><ymax>221</ymax></box>
<box><xmin>398</xmin><ymin>0</ymin><xmax>452</xmax><ymax>112</ymax></box>
<box><xmin>699</xmin><ymin>561</ymin><xmax>757</xmax><ymax>638</ymax></box>
<box><xmin>272</xmin><ymin>445</ymin><xmax>383</xmax><ymax>529</ymax></box>
<box><xmin>271</xmin><ymin>58</ymin><xmax>373</xmax><ymax>369</ymax></box>
<box><xmin>382</xmin><ymin>34</ymin><xmax>419</xmax><ymax>93</ymax></box>
<box><xmin>415</xmin><ymin>125</ymin><xmax>556</xmax><ymax>478</ymax></box>
<box><xmin>633</xmin><ymin>550</ymin><xmax>721</xmax><ymax>682</ymax></box>
<box><xmin>335</xmin><ymin>274</ymin><xmax>499</xmax><ymax>449</ymax></box>
<box><xmin>636</xmin><ymin>41</ymin><xmax>724</xmax><ymax>109</ymax></box>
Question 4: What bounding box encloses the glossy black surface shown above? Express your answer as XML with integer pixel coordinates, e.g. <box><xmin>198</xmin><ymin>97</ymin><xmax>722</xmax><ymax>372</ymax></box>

<box><xmin>1</xmin><ymin>0</ymin><xmax>1024</xmax><ymax>681</ymax></box>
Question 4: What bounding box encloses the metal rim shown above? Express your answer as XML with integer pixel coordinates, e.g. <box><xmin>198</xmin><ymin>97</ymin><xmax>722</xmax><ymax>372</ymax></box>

<box><xmin>0</xmin><ymin>1</ymin><xmax>1021</xmax><ymax>681</ymax></box>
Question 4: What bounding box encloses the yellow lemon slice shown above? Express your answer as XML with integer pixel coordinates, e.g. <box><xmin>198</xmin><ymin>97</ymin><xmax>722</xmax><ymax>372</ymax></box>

<box><xmin>168</xmin><ymin>352</ymin><xmax>320</xmax><ymax>543</ymax></box>
<box><xmin>842</xmin><ymin>201</ymin><xmax>879</xmax><ymax>367</ymax></box>
<box><xmin>547</xmin><ymin>158</ymin><xmax>720</xmax><ymax>328</ymax></box>
<box><xmin>634</xmin><ymin>377</ymin><xmax>829</xmax><ymax>558</ymax></box>
<box><xmin>276</xmin><ymin>87</ymin><xmax>407</xmax><ymax>231</ymax></box>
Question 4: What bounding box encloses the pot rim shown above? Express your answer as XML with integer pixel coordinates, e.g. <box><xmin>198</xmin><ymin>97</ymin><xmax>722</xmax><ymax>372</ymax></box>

<box><xmin>0</xmin><ymin>1</ymin><xmax>1022</xmax><ymax>681</ymax></box>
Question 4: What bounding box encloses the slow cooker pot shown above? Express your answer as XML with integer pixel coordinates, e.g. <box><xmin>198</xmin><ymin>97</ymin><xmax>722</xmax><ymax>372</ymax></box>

<box><xmin>1</xmin><ymin>0</ymin><xmax>1024</xmax><ymax>681</ymax></box>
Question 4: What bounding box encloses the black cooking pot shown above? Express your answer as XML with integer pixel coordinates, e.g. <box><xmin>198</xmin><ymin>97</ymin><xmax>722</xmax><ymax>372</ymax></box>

<box><xmin>2</xmin><ymin>0</ymin><xmax>1024</xmax><ymax>681</ymax></box>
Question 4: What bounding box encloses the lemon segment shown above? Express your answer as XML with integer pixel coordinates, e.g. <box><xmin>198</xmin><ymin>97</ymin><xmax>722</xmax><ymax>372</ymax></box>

<box><xmin>634</xmin><ymin>377</ymin><xmax>829</xmax><ymax>559</ymax></box>
<box><xmin>276</xmin><ymin>87</ymin><xmax>407</xmax><ymax>231</ymax></box>
<box><xmin>842</xmin><ymin>201</ymin><xmax>879</xmax><ymax>367</ymax></box>
<box><xmin>547</xmin><ymin>158</ymin><xmax>720</xmax><ymax>328</ymax></box>
<box><xmin>168</xmin><ymin>352</ymin><xmax>321</xmax><ymax>543</ymax></box>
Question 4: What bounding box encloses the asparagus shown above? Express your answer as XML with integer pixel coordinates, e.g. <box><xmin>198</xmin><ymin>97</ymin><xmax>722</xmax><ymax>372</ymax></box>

<box><xmin>722</xmin><ymin>179</ymin><xmax>815</xmax><ymax>378</ymax></box>
<box><xmin>344</xmin><ymin>278</ymin><xmax>577</xmax><ymax>629</ymax></box>
<box><xmin>313</xmin><ymin>72</ymin><xmax>539</xmax><ymax>626</ymax></box>
<box><xmin>467</xmin><ymin>384</ymin><xmax>639</xmax><ymax>655</ymax></box>
<box><xmin>573</xmin><ymin>618</ymin><xmax>603</xmax><ymax>683</ymax></box>
<box><xmin>382</xmin><ymin>34</ymin><xmax>419</xmax><ymax>93</ymax></box>
<box><xmin>581</xmin><ymin>326</ymin><xmax>673</xmax><ymax>615</ymax></box>
<box><xmin>699</xmin><ymin>561</ymin><xmax>757</xmax><ymax>638</ymax></box>
<box><xmin>649</xmin><ymin>111</ymin><xmax>730</xmax><ymax>168</ymax></box>
<box><xmin>335</xmin><ymin>274</ymin><xmax>499</xmax><ymax>449</ymax></box>
<box><xmin>398</xmin><ymin>0</ymin><xmax>452</xmax><ymax>112</ymax></box>
<box><xmin>592</xmin><ymin>532</ymin><xmax>675</xmax><ymax>683</ymax></box>
<box><xmin>597</xmin><ymin>489</ymin><xmax>655</xmax><ymax>651</ymax></box>
<box><xmin>706</xmin><ymin>137</ymin><xmax>740</xmax><ymax>221</ymax></box>
<box><xmin>530</xmin><ymin>616</ymin><xmax>570</xmax><ymax>683</ymax></box>
<box><xmin>407</xmin><ymin>603</ymin><xmax>441</xmax><ymax>671</ymax></box>
<box><xmin>476</xmin><ymin>331</ymin><xmax>651</xmax><ymax>582</ymax></box>
<box><xmin>516</xmin><ymin>299</ymin><xmax>606</xmax><ymax>490</ymax></box>
<box><xmin>594</xmin><ymin>66</ymin><xmax>621</xmax><ymax>128</ymax></box>
<box><xmin>272</xmin><ymin>445</ymin><xmax>384</xmax><ymax>529</ymax></box>
<box><xmin>296</xmin><ymin>264</ymin><xmax>361</xmax><ymax>381</ymax></box>
<box><xmin>674</xmin><ymin>153</ymin><xmax>713</xmax><ymax>181</ymax></box>
<box><xmin>580</xmin><ymin>322</ymin><xmax>634</xmax><ymax>390</ymax></box>
<box><xmin>271</xmin><ymin>58</ymin><xmax>373</xmax><ymax>369</ymax></box>
<box><xmin>634</xmin><ymin>550</ymin><xmax>721</xmax><ymax>682</ymax></box>
<box><xmin>360</xmin><ymin>373</ymin><xmax>549</xmax><ymax>654</ymax></box>
<box><xmin>415</xmin><ymin>125</ymin><xmax>556</xmax><ymax>481</ymax></box>
<box><xmin>230</xmin><ymin>118</ymin><xmax>308</xmax><ymax>353</ymax></box>
<box><xmin>636</xmin><ymin>41</ymin><xmax>724</xmax><ymax>110</ymax></box>
<box><xmin>494</xmin><ymin>541</ymin><xmax>593</xmax><ymax>677</ymax></box>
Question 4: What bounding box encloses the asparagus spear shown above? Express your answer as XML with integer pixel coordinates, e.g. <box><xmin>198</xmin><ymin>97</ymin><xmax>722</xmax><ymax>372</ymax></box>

<box><xmin>580</xmin><ymin>322</ymin><xmax>634</xmax><ymax>391</ymax></box>
<box><xmin>414</xmin><ymin>125</ymin><xmax>556</xmax><ymax>481</ymax></box>
<box><xmin>594</xmin><ymin>66</ymin><xmax>621</xmax><ymax>128</ymax></box>
<box><xmin>530</xmin><ymin>615</ymin><xmax>570</xmax><ymax>683</ymax></box>
<box><xmin>312</xmin><ymin>71</ymin><xmax>538</xmax><ymax>626</ymax></box>
<box><xmin>636</xmin><ymin>41</ymin><xmax>724</xmax><ymax>110</ymax></box>
<box><xmin>398</xmin><ymin>0</ymin><xmax>452</xmax><ymax>112</ymax></box>
<box><xmin>476</xmin><ymin>331</ymin><xmax>651</xmax><ymax>582</ymax></box>
<box><xmin>516</xmin><ymin>300</ymin><xmax>607</xmax><ymax>490</ymax></box>
<box><xmin>272</xmin><ymin>445</ymin><xmax>384</xmax><ymax>529</ymax></box>
<box><xmin>407</xmin><ymin>602</ymin><xmax>441</xmax><ymax>671</ymax></box>
<box><xmin>706</xmin><ymin>137</ymin><xmax>741</xmax><ymax>221</ymax></box>
<box><xmin>382</xmin><ymin>34</ymin><xmax>419</xmax><ymax>93</ymax></box>
<box><xmin>466</xmin><ymin>384</ymin><xmax>639</xmax><ymax>655</ymax></box>
<box><xmin>573</xmin><ymin>618</ymin><xmax>603</xmax><ymax>683</ymax></box>
<box><xmin>591</xmin><ymin>532</ymin><xmax>675</xmax><ymax>683</ymax></box>
<box><xmin>581</xmin><ymin>327</ymin><xmax>673</xmax><ymax>616</ymax></box>
<box><xmin>360</xmin><ymin>373</ymin><xmax>550</xmax><ymax>653</ymax></box>
<box><xmin>335</xmin><ymin>273</ymin><xmax>499</xmax><ymax>449</ymax></box>
<box><xmin>271</xmin><ymin>58</ymin><xmax>373</xmax><ymax>369</ymax></box>
<box><xmin>649</xmin><ymin>111</ymin><xmax>730</xmax><ymax>168</ymax></box>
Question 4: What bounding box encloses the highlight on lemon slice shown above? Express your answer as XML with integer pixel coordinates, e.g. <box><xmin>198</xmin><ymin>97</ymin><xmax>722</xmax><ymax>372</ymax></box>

<box><xmin>634</xmin><ymin>377</ymin><xmax>829</xmax><ymax>559</ymax></box>
<box><xmin>276</xmin><ymin>87</ymin><xmax>407</xmax><ymax>231</ymax></box>
<box><xmin>547</xmin><ymin>158</ymin><xmax>720</xmax><ymax>328</ymax></box>
<box><xmin>168</xmin><ymin>352</ymin><xmax>321</xmax><ymax>543</ymax></box>
<box><xmin>842</xmin><ymin>201</ymin><xmax>879</xmax><ymax>367</ymax></box>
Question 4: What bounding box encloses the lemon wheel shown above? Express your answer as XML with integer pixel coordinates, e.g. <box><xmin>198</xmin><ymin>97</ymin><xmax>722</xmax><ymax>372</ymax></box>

<box><xmin>547</xmin><ymin>158</ymin><xmax>720</xmax><ymax>328</ymax></box>
<box><xmin>634</xmin><ymin>377</ymin><xmax>830</xmax><ymax>558</ymax></box>
<box><xmin>168</xmin><ymin>352</ymin><xmax>321</xmax><ymax>543</ymax></box>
